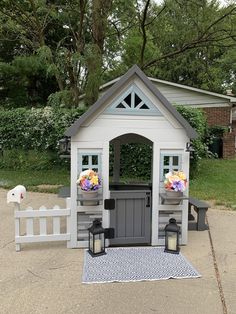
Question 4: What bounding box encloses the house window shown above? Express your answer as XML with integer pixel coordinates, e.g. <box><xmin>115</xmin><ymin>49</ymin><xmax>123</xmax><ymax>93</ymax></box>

<box><xmin>160</xmin><ymin>153</ymin><xmax>182</xmax><ymax>180</ymax></box>
<box><xmin>78</xmin><ymin>151</ymin><xmax>101</xmax><ymax>175</ymax></box>
<box><xmin>104</xmin><ymin>84</ymin><xmax>162</xmax><ymax>116</ymax></box>
<box><xmin>115</xmin><ymin>90</ymin><xmax>149</xmax><ymax>110</ymax></box>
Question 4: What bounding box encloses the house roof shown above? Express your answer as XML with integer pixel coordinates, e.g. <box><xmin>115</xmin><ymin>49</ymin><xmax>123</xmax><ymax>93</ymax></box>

<box><xmin>100</xmin><ymin>76</ymin><xmax>236</xmax><ymax>104</ymax></box>
<box><xmin>149</xmin><ymin>78</ymin><xmax>236</xmax><ymax>103</ymax></box>
<box><xmin>65</xmin><ymin>65</ymin><xmax>198</xmax><ymax>139</ymax></box>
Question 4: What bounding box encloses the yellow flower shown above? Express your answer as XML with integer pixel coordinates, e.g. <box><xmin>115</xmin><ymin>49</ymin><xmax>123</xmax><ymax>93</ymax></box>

<box><xmin>170</xmin><ymin>175</ymin><xmax>180</xmax><ymax>182</ymax></box>
<box><xmin>177</xmin><ymin>171</ymin><xmax>186</xmax><ymax>180</ymax></box>
<box><xmin>91</xmin><ymin>176</ymin><xmax>98</xmax><ymax>185</ymax></box>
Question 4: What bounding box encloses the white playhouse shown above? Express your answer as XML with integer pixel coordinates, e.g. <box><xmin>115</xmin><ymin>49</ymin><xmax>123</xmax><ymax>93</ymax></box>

<box><xmin>65</xmin><ymin>65</ymin><xmax>197</xmax><ymax>249</ymax></box>
<box><xmin>8</xmin><ymin>65</ymin><xmax>198</xmax><ymax>252</ymax></box>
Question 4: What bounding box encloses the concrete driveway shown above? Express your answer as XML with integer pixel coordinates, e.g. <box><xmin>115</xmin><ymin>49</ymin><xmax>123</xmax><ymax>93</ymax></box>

<box><xmin>0</xmin><ymin>189</ymin><xmax>235</xmax><ymax>314</ymax></box>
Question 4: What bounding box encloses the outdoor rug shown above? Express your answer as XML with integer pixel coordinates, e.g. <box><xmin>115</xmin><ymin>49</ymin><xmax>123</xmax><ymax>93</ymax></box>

<box><xmin>82</xmin><ymin>247</ymin><xmax>201</xmax><ymax>284</ymax></box>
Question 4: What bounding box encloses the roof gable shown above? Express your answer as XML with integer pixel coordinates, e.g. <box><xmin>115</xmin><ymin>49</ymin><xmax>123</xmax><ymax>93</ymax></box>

<box><xmin>104</xmin><ymin>83</ymin><xmax>163</xmax><ymax>116</ymax></box>
<box><xmin>65</xmin><ymin>65</ymin><xmax>198</xmax><ymax>138</ymax></box>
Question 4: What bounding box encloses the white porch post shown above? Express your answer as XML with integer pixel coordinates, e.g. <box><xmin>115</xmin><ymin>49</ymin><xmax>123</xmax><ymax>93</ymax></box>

<box><xmin>102</xmin><ymin>141</ymin><xmax>110</xmax><ymax>229</ymax></box>
<box><xmin>181</xmin><ymin>151</ymin><xmax>190</xmax><ymax>245</ymax></box>
<box><xmin>68</xmin><ymin>140</ymin><xmax>78</xmax><ymax>248</ymax></box>
<box><xmin>151</xmin><ymin>140</ymin><xmax>160</xmax><ymax>245</ymax></box>
<box><xmin>113</xmin><ymin>140</ymin><xmax>121</xmax><ymax>182</ymax></box>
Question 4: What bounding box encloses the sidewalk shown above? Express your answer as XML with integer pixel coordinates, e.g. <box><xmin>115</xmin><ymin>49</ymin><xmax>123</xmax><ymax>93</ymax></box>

<box><xmin>0</xmin><ymin>189</ymin><xmax>235</xmax><ymax>314</ymax></box>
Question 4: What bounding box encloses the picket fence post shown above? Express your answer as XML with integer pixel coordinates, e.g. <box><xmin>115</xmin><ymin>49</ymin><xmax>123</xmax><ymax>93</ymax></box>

<box><xmin>14</xmin><ymin>203</ymin><xmax>71</xmax><ymax>251</ymax></box>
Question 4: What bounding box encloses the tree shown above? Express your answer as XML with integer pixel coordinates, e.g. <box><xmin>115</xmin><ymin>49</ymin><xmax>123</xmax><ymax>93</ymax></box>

<box><xmin>121</xmin><ymin>0</ymin><xmax>236</xmax><ymax>92</ymax></box>
<box><xmin>1</xmin><ymin>0</ymin><xmax>236</xmax><ymax>108</ymax></box>
<box><xmin>84</xmin><ymin>0</ymin><xmax>112</xmax><ymax>106</ymax></box>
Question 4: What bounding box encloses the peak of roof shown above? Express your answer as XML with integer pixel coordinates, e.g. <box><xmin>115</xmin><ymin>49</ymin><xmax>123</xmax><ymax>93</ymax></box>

<box><xmin>65</xmin><ymin>65</ymin><xmax>198</xmax><ymax>139</ymax></box>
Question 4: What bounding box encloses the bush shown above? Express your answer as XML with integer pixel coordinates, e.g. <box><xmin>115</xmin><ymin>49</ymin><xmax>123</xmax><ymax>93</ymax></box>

<box><xmin>208</xmin><ymin>125</ymin><xmax>228</xmax><ymax>138</ymax></box>
<box><xmin>109</xmin><ymin>143</ymin><xmax>152</xmax><ymax>181</ymax></box>
<box><xmin>0</xmin><ymin>107</ymin><xmax>85</xmax><ymax>151</ymax></box>
<box><xmin>176</xmin><ymin>106</ymin><xmax>209</xmax><ymax>177</ymax></box>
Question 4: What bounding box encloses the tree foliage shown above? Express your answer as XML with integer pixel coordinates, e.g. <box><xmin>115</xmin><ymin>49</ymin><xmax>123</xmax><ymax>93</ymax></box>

<box><xmin>0</xmin><ymin>0</ymin><xmax>236</xmax><ymax>108</ymax></box>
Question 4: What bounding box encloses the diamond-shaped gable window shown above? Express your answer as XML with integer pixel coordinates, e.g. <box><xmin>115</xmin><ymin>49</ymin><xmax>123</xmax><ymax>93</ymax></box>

<box><xmin>105</xmin><ymin>84</ymin><xmax>162</xmax><ymax>116</ymax></box>
<box><xmin>134</xmin><ymin>94</ymin><xmax>142</xmax><ymax>107</ymax></box>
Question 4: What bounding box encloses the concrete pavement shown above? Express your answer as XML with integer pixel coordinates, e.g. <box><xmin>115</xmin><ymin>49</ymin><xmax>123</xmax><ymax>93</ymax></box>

<box><xmin>0</xmin><ymin>189</ymin><xmax>235</xmax><ymax>314</ymax></box>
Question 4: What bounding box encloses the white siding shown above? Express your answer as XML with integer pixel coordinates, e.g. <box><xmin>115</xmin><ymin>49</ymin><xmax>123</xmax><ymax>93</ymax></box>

<box><xmin>153</xmin><ymin>82</ymin><xmax>229</xmax><ymax>106</ymax></box>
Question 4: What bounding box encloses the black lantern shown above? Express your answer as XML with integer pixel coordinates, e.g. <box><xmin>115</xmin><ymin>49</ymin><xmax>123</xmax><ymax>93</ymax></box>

<box><xmin>88</xmin><ymin>219</ymin><xmax>106</xmax><ymax>257</ymax></box>
<box><xmin>185</xmin><ymin>142</ymin><xmax>195</xmax><ymax>159</ymax></box>
<box><xmin>164</xmin><ymin>218</ymin><xmax>180</xmax><ymax>254</ymax></box>
<box><xmin>58</xmin><ymin>136</ymin><xmax>71</xmax><ymax>157</ymax></box>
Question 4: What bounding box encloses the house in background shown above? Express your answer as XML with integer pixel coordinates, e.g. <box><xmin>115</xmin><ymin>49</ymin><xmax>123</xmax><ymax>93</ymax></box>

<box><xmin>98</xmin><ymin>74</ymin><xmax>236</xmax><ymax>158</ymax></box>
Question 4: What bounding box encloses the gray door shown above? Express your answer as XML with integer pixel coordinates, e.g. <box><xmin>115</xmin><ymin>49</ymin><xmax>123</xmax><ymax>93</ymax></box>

<box><xmin>109</xmin><ymin>190</ymin><xmax>151</xmax><ymax>245</ymax></box>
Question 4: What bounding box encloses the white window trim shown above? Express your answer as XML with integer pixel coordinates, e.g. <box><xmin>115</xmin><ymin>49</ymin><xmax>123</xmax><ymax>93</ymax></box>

<box><xmin>160</xmin><ymin>152</ymin><xmax>182</xmax><ymax>181</ymax></box>
<box><xmin>77</xmin><ymin>150</ymin><xmax>102</xmax><ymax>176</ymax></box>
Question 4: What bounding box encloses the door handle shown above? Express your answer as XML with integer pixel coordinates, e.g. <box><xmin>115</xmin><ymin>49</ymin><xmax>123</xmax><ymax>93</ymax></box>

<box><xmin>146</xmin><ymin>194</ymin><xmax>151</xmax><ymax>207</ymax></box>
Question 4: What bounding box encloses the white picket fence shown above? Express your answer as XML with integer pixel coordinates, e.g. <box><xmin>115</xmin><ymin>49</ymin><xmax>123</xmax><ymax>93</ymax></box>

<box><xmin>14</xmin><ymin>199</ymin><xmax>71</xmax><ymax>251</ymax></box>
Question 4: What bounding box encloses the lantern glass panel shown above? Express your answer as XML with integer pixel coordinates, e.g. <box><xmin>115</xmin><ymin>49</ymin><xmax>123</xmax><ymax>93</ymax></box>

<box><xmin>89</xmin><ymin>232</ymin><xmax>94</xmax><ymax>252</ymax></box>
<box><xmin>166</xmin><ymin>231</ymin><xmax>178</xmax><ymax>251</ymax></box>
<box><xmin>93</xmin><ymin>234</ymin><xmax>104</xmax><ymax>254</ymax></box>
<box><xmin>59</xmin><ymin>139</ymin><xmax>65</xmax><ymax>152</ymax></box>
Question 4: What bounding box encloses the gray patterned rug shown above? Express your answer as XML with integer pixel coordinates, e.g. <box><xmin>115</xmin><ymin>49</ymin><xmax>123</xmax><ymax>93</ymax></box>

<box><xmin>82</xmin><ymin>247</ymin><xmax>201</xmax><ymax>284</ymax></box>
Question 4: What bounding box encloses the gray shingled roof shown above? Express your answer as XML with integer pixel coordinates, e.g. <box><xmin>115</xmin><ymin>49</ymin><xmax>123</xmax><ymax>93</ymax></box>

<box><xmin>65</xmin><ymin>65</ymin><xmax>198</xmax><ymax>139</ymax></box>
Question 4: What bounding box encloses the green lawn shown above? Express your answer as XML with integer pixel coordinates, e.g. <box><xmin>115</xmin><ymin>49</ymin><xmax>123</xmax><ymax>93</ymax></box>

<box><xmin>0</xmin><ymin>158</ymin><xmax>235</xmax><ymax>207</ymax></box>
<box><xmin>0</xmin><ymin>169</ymin><xmax>70</xmax><ymax>193</ymax></box>
<box><xmin>190</xmin><ymin>158</ymin><xmax>236</xmax><ymax>208</ymax></box>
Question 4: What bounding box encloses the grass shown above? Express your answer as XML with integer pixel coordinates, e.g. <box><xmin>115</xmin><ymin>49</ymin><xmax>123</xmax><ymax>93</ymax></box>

<box><xmin>0</xmin><ymin>169</ymin><xmax>70</xmax><ymax>193</ymax></box>
<box><xmin>0</xmin><ymin>158</ymin><xmax>235</xmax><ymax>207</ymax></box>
<box><xmin>190</xmin><ymin>158</ymin><xmax>236</xmax><ymax>208</ymax></box>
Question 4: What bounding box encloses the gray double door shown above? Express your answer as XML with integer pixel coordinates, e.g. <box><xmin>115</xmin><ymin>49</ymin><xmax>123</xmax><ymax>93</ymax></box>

<box><xmin>109</xmin><ymin>190</ymin><xmax>151</xmax><ymax>246</ymax></box>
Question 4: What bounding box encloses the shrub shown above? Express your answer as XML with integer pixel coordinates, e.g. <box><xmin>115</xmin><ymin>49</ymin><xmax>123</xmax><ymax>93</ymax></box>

<box><xmin>176</xmin><ymin>106</ymin><xmax>209</xmax><ymax>177</ymax></box>
<box><xmin>0</xmin><ymin>107</ymin><xmax>85</xmax><ymax>151</ymax></box>
<box><xmin>208</xmin><ymin>125</ymin><xmax>228</xmax><ymax>138</ymax></box>
<box><xmin>109</xmin><ymin>143</ymin><xmax>152</xmax><ymax>181</ymax></box>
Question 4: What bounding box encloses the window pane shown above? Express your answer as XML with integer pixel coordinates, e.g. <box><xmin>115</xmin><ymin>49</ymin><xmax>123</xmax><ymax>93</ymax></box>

<box><xmin>92</xmin><ymin>155</ymin><xmax>98</xmax><ymax>165</ymax></box>
<box><xmin>172</xmin><ymin>156</ymin><xmax>179</xmax><ymax>166</ymax></box>
<box><xmin>117</xmin><ymin>103</ymin><xmax>125</xmax><ymax>109</ymax></box>
<box><xmin>134</xmin><ymin>93</ymin><xmax>142</xmax><ymax>107</ymax></box>
<box><xmin>139</xmin><ymin>103</ymin><xmax>149</xmax><ymax>109</ymax></box>
<box><xmin>163</xmin><ymin>169</ymin><xmax>169</xmax><ymax>176</ymax></box>
<box><xmin>124</xmin><ymin>93</ymin><xmax>131</xmax><ymax>107</ymax></box>
<box><xmin>82</xmin><ymin>155</ymin><xmax>88</xmax><ymax>165</ymax></box>
<box><xmin>92</xmin><ymin>168</ymin><xmax>98</xmax><ymax>173</ymax></box>
<box><xmin>164</xmin><ymin>156</ymin><xmax>169</xmax><ymax>166</ymax></box>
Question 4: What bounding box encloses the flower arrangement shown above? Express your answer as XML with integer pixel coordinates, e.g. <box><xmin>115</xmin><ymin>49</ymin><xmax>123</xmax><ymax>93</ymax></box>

<box><xmin>77</xmin><ymin>169</ymin><xmax>101</xmax><ymax>191</ymax></box>
<box><xmin>164</xmin><ymin>170</ymin><xmax>187</xmax><ymax>192</ymax></box>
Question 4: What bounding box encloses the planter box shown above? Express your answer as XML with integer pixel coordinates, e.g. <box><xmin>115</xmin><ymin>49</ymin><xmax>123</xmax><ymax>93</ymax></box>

<box><xmin>160</xmin><ymin>191</ymin><xmax>187</xmax><ymax>205</ymax></box>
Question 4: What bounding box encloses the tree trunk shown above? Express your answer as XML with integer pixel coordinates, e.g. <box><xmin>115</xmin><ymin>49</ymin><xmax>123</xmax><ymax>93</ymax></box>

<box><xmin>85</xmin><ymin>0</ymin><xmax>112</xmax><ymax>106</ymax></box>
